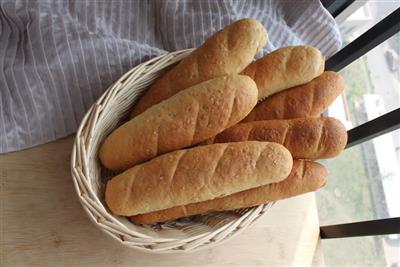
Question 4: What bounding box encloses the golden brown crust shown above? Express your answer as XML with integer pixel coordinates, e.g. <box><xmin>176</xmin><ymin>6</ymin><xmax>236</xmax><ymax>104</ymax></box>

<box><xmin>99</xmin><ymin>75</ymin><xmax>258</xmax><ymax>171</ymax></box>
<box><xmin>242</xmin><ymin>71</ymin><xmax>345</xmax><ymax>122</ymax></box>
<box><xmin>130</xmin><ymin>160</ymin><xmax>327</xmax><ymax>224</ymax></box>
<box><xmin>105</xmin><ymin>141</ymin><xmax>293</xmax><ymax>216</ymax></box>
<box><xmin>241</xmin><ymin>46</ymin><xmax>325</xmax><ymax>100</ymax></box>
<box><xmin>203</xmin><ymin>117</ymin><xmax>347</xmax><ymax>159</ymax></box>
<box><xmin>130</xmin><ymin>19</ymin><xmax>268</xmax><ymax>117</ymax></box>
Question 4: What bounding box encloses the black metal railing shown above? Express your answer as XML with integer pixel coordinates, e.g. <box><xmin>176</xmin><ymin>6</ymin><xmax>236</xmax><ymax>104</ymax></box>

<box><xmin>322</xmin><ymin>0</ymin><xmax>356</xmax><ymax>18</ymax></box>
<box><xmin>318</xmin><ymin>2</ymin><xmax>400</xmax><ymax>239</ymax></box>
<box><xmin>326</xmin><ymin>8</ymin><xmax>400</xmax><ymax>71</ymax></box>
<box><xmin>346</xmin><ymin>108</ymin><xmax>400</xmax><ymax>149</ymax></box>
<box><xmin>320</xmin><ymin>217</ymin><xmax>400</xmax><ymax>239</ymax></box>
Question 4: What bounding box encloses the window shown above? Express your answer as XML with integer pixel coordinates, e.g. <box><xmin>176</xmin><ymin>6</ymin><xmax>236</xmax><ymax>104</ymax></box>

<box><xmin>327</xmin><ymin>32</ymin><xmax>400</xmax><ymax>130</ymax></box>
<box><xmin>322</xmin><ymin>235</ymin><xmax>400</xmax><ymax>266</ymax></box>
<box><xmin>317</xmin><ymin>129</ymin><xmax>400</xmax><ymax>224</ymax></box>
<box><xmin>317</xmin><ymin>1</ymin><xmax>400</xmax><ymax>266</ymax></box>
<box><xmin>336</xmin><ymin>1</ymin><xmax>400</xmax><ymax>47</ymax></box>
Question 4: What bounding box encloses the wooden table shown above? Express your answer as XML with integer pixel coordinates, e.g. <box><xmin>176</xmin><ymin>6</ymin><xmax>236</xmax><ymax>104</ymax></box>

<box><xmin>1</xmin><ymin>136</ymin><xmax>324</xmax><ymax>266</ymax></box>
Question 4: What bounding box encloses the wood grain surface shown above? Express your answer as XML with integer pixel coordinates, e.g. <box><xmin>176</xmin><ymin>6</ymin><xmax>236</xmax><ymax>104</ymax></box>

<box><xmin>0</xmin><ymin>136</ymin><xmax>324</xmax><ymax>266</ymax></box>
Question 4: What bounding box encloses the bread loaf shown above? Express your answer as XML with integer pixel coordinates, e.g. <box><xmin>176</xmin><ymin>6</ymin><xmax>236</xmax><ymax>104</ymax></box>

<box><xmin>105</xmin><ymin>141</ymin><xmax>293</xmax><ymax>216</ymax></box>
<box><xmin>202</xmin><ymin>117</ymin><xmax>347</xmax><ymax>159</ymax></box>
<box><xmin>242</xmin><ymin>71</ymin><xmax>345</xmax><ymax>122</ymax></box>
<box><xmin>130</xmin><ymin>160</ymin><xmax>326</xmax><ymax>224</ymax></box>
<box><xmin>99</xmin><ymin>75</ymin><xmax>258</xmax><ymax>171</ymax></box>
<box><xmin>130</xmin><ymin>19</ymin><xmax>268</xmax><ymax>117</ymax></box>
<box><xmin>241</xmin><ymin>46</ymin><xmax>325</xmax><ymax>100</ymax></box>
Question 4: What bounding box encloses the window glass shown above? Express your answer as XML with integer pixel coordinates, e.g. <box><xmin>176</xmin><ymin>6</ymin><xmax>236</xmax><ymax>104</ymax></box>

<box><xmin>318</xmin><ymin>3</ymin><xmax>400</xmax><ymax>267</ymax></box>
<box><xmin>317</xmin><ymin>129</ymin><xmax>400</xmax><ymax>224</ymax></box>
<box><xmin>325</xmin><ymin>32</ymin><xmax>400</xmax><ymax>179</ymax></box>
<box><xmin>336</xmin><ymin>1</ymin><xmax>399</xmax><ymax>47</ymax></box>
<box><xmin>322</xmin><ymin>235</ymin><xmax>400</xmax><ymax>266</ymax></box>
<box><xmin>326</xmin><ymin>32</ymin><xmax>400</xmax><ymax>131</ymax></box>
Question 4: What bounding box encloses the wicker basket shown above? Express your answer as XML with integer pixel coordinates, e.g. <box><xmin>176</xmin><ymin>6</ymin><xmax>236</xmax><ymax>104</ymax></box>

<box><xmin>70</xmin><ymin>49</ymin><xmax>273</xmax><ymax>253</ymax></box>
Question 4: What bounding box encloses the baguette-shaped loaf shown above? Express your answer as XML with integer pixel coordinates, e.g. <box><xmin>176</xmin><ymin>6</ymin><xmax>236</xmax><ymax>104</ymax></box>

<box><xmin>106</xmin><ymin>141</ymin><xmax>293</xmax><ymax>216</ymax></box>
<box><xmin>242</xmin><ymin>71</ymin><xmax>345</xmax><ymax>122</ymax></box>
<box><xmin>130</xmin><ymin>19</ymin><xmax>267</xmax><ymax>117</ymax></box>
<box><xmin>241</xmin><ymin>46</ymin><xmax>325</xmax><ymax>100</ymax></box>
<box><xmin>130</xmin><ymin>160</ymin><xmax>326</xmax><ymax>224</ymax></box>
<box><xmin>202</xmin><ymin>117</ymin><xmax>347</xmax><ymax>159</ymax></box>
<box><xmin>99</xmin><ymin>75</ymin><xmax>258</xmax><ymax>171</ymax></box>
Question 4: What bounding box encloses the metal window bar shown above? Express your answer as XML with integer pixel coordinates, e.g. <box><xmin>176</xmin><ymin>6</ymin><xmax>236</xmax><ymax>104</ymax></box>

<box><xmin>346</xmin><ymin>108</ymin><xmax>400</xmax><ymax>149</ymax></box>
<box><xmin>319</xmin><ymin>3</ymin><xmax>400</xmax><ymax>239</ymax></box>
<box><xmin>326</xmin><ymin>7</ymin><xmax>400</xmax><ymax>71</ymax></box>
<box><xmin>320</xmin><ymin>217</ymin><xmax>400</xmax><ymax>239</ymax></box>
<box><xmin>321</xmin><ymin>0</ymin><xmax>355</xmax><ymax>18</ymax></box>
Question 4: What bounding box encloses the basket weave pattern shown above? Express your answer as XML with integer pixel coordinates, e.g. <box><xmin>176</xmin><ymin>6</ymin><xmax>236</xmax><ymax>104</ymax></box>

<box><xmin>71</xmin><ymin>49</ymin><xmax>273</xmax><ymax>253</ymax></box>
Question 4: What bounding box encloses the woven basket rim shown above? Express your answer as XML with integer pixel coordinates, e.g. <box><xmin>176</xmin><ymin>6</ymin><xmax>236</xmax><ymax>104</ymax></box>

<box><xmin>70</xmin><ymin>49</ymin><xmax>272</xmax><ymax>253</ymax></box>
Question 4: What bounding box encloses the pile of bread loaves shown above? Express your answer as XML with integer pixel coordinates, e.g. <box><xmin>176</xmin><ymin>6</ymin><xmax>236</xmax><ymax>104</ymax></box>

<box><xmin>99</xmin><ymin>19</ymin><xmax>347</xmax><ymax>224</ymax></box>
